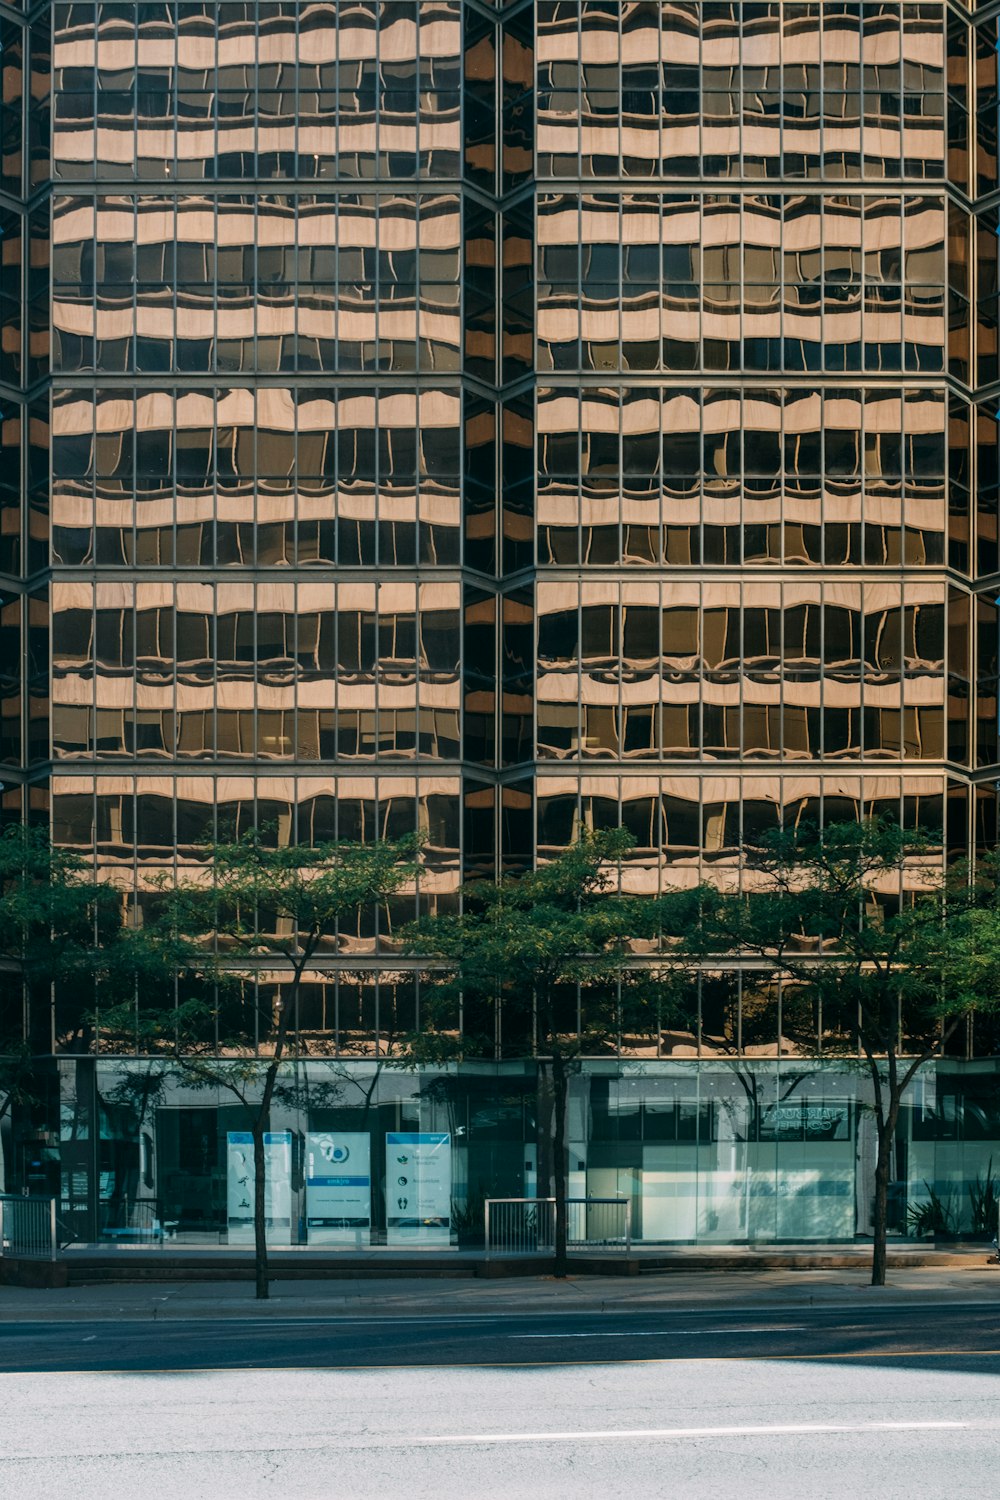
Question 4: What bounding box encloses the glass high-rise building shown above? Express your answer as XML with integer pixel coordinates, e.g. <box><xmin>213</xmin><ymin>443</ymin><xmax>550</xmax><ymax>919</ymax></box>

<box><xmin>0</xmin><ymin>0</ymin><xmax>998</xmax><ymax>1248</ymax></box>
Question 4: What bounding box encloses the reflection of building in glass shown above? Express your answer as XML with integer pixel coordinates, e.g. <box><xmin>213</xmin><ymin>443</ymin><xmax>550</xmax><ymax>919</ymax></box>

<box><xmin>0</xmin><ymin>1</ymin><xmax>999</xmax><ymax>1249</ymax></box>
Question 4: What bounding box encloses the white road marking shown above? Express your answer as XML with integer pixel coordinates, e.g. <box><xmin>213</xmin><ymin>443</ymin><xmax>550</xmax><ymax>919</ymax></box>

<box><xmin>510</xmin><ymin>1326</ymin><xmax>806</xmax><ymax>1338</ymax></box>
<box><xmin>417</xmin><ymin>1419</ymin><xmax>970</xmax><ymax>1446</ymax></box>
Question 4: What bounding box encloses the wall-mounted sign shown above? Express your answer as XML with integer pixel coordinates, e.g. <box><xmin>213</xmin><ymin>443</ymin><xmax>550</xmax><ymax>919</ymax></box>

<box><xmin>306</xmin><ymin>1132</ymin><xmax>372</xmax><ymax>1245</ymax></box>
<box><xmin>758</xmin><ymin>1105</ymin><xmax>850</xmax><ymax>1141</ymax></box>
<box><xmin>226</xmin><ymin>1131</ymin><xmax>292</xmax><ymax>1244</ymax></box>
<box><xmin>385</xmin><ymin>1132</ymin><xmax>451</xmax><ymax>1246</ymax></box>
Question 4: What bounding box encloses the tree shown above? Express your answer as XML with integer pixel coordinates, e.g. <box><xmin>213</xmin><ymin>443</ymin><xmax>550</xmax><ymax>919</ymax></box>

<box><xmin>405</xmin><ymin>829</ymin><xmax>661</xmax><ymax>1277</ymax></box>
<box><xmin>98</xmin><ymin>832</ymin><xmax>418</xmax><ymax>1299</ymax></box>
<box><xmin>0</xmin><ymin>826</ymin><xmax>132</xmax><ymax>1187</ymax></box>
<box><xmin>682</xmin><ymin>817</ymin><xmax>994</xmax><ymax>1286</ymax></box>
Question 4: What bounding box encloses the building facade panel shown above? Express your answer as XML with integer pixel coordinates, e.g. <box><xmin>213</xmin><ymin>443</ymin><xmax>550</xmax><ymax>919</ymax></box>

<box><xmin>1</xmin><ymin>0</ymin><xmax>1000</xmax><ymax>1246</ymax></box>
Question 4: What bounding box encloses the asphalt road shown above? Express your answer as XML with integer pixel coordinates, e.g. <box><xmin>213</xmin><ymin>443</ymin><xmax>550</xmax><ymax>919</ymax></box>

<box><xmin>1</xmin><ymin>1301</ymin><xmax>999</xmax><ymax>1371</ymax></box>
<box><xmin>4</xmin><ymin>1308</ymin><xmax>1000</xmax><ymax>1499</ymax></box>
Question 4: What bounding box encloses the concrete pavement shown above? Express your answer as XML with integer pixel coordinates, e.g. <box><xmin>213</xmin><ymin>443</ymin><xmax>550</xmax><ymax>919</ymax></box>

<box><xmin>6</xmin><ymin>1281</ymin><xmax>1000</xmax><ymax>1499</ymax></box>
<box><xmin>3</xmin><ymin>1259</ymin><xmax>1000</xmax><ymax>1321</ymax></box>
<box><xmin>5</xmin><ymin>1345</ymin><xmax>1000</xmax><ymax>1498</ymax></box>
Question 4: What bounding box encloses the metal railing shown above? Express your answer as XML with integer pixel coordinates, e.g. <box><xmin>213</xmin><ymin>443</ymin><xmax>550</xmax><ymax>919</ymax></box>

<box><xmin>568</xmin><ymin>1196</ymin><xmax>632</xmax><ymax>1251</ymax></box>
<box><xmin>484</xmin><ymin>1197</ymin><xmax>631</xmax><ymax>1259</ymax></box>
<box><xmin>0</xmin><ymin>1194</ymin><xmax>57</xmax><ymax>1261</ymax></box>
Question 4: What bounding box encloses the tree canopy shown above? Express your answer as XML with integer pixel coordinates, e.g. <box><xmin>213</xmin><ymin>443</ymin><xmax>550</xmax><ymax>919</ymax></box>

<box><xmin>405</xmin><ymin>827</ymin><xmax>666</xmax><ymax>1273</ymax></box>
<box><xmin>95</xmin><ymin>830</ymin><xmax>419</xmax><ymax>1297</ymax></box>
<box><xmin>404</xmin><ymin>826</ymin><xmax>665</xmax><ymax>1062</ymax></box>
<box><xmin>672</xmin><ymin>816</ymin><xmax>1000</xmax><ymax>1283</ymax></box>
<box><xmin>0</xmin><ymin>824</ymin><xmax>133</xmax><ymax>1118</ymax></box>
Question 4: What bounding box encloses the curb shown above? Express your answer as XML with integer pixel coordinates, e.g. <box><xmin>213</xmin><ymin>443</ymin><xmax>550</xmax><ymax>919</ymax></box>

<box><xmin>2</xmin><ymin>1247</ymin><xmax>995</xmax><ymax>1292</ymax></box>
<box><xmin>3</xmin><ymin>1288</ymin><xmax>1000</xmax><ymax>1323</ymax></box>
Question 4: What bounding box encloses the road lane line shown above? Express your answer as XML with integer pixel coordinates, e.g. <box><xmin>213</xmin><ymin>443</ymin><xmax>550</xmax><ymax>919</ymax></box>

<box><xmin>510</xmin><ymin>1326</ymin><xmax>807</xmax><ymax>1338</ymax></box>
<box><xmin>0</xmin><ymin>1304</ymin><xmax>993</xmax><ymax>1329</ymax></box>
<box><xmin>417</xmin><ymin>1420</ymin><xmax>970</xmax><ymax>1446</ymax></box>
<box><xmin>4</xmin><ymin>1348</ymin><xmax>1000</xmax><ymax>1374</ymax></box>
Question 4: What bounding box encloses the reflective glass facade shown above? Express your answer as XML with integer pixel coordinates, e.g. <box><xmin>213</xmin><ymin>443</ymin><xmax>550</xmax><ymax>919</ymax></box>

<box><xmin>1</xmin><ymin>0</ymin><xmax>999</xmax><ymax>1246</ymax></box>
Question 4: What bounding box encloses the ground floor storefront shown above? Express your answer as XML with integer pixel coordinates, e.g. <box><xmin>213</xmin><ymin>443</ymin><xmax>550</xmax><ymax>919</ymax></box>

<box><xmin>4</xmin><ymin>1058</ymin><xmax>1000</xmax><ymax>1248</ymax></box>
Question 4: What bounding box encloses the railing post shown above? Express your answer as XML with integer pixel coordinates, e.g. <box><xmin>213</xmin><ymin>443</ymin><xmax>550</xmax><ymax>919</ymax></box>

<box><xmin>484</xmin><ymin>1198</ymin><xmax>491</xmax><ymax>1261</ymax></box>
<box><xmin>49</xmin><ymin>1196</ymin><xmax>57</xmax><ymax>1262</ymax></box>
<box><xmin>625</xmin><ymin>1198</ymin><xmax>632</xmax><ymax>1255</ymax></box>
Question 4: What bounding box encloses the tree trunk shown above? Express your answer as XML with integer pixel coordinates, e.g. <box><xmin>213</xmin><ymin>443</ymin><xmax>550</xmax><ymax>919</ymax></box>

<box><xmin>868</xmin><ymin>1036</ymin><xmax>950</xmax><ymax>1288</ymax></box>
<box><xmin>251</xmin><ymin>1120</ymin><xmax>269</xmax><ymax>1301</ymax></box>
<box><xmin>871</xmin><ymin>1085</ymin><xmax>903</xmax><ymax>1288</ymax></box>
<box><xmin>249</xmin><ymin>955</ymin><xmax>306</xmax><ymax>1300</ymax></box>
<box><xmin>551</xmin><ymin>1054</ymin><xmax>568</xmax><ymax>1279</ymax></box>
<box><xmin>871</xmin><ymin>1120</ymin><xmax>892</xmax><ymax>1287</ymax></box>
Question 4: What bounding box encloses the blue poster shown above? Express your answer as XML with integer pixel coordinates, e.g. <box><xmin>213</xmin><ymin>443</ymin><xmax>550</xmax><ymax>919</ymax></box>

<box><xmin>385</xmin><ymin>1132</ymin><xmax>451</xmax><ymax>1246</ymax></box>
<box><xmin>306</xmin><ymin>1132</ymin><xmax>371</xmax><ymax>1245</ymax></box>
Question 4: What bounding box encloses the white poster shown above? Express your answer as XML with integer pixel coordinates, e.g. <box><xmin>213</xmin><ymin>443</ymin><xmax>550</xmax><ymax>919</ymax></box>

<box><xmin>227</xmin><ymin>1131</ymin><xmax>292</xmax><ymax>1244</ymax></box>
<box><xmin>306</xmin><ymin>1132</ymin><xmax>371</xmax><ymax>1245</ymax></box>
<box><xmin>385</xmin><ymin>1132</ymin><xmax>451</xmax><ymax>1246</ymax></box>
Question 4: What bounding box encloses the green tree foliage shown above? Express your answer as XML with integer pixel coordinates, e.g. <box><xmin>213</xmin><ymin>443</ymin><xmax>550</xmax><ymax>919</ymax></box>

<box><xmin>0</xmin><ymin>825</ymin><xmax>130</xmax><ymax>1129</ymax></box>
<box><xmin>97</xmin><ymin>832</ymin><xmax>418</xmax><ymax>1299</ymax></box>
<box><xmin>677</xmin><ymin>817</ymin><xmax>1000</xmax><ymax>1285</ymax></box>
<box><xmin>405</xmin><ymin>828</ymin><xmax>666</xmax><ymax>1276</ymax></box>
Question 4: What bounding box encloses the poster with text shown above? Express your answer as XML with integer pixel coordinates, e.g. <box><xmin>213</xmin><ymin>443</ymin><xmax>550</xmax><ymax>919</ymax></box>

<box><xmin>305</xmin><ymin>1132</ymin><xmax>371</xmax><ymax>1245</ymax></box>
<box><xmin>385</xmin><ymin>1132</ymin><xmax>451</xmax><ymax>1246</ymax></box>
<box><xmin>227</xmin><ymin>1131</ymin><xmax>292</xmax><ymax>1244</ymax></box>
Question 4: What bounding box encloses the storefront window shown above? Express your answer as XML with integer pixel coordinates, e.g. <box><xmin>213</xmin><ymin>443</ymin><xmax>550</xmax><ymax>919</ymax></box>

<box><xmin>9</xmin><ymin>1057</ymin><xmax>994</xmax><ymax>1250</ymax></box>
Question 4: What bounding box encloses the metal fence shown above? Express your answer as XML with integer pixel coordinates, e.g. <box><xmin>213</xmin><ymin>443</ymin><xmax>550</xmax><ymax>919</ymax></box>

<box><xmin>0</xmin><ymin>1194</ymin><xmax>57</xmax><ymax>1260</ymax></box>
<box><xmin>568</xmin><ymin>1196</ymin><xmax>632</xmax><ymax>1251</ymax></box>
<box><xmin>484</xmin><ymin>1197</ymin><xmax>631</xmax><ymax>1259</ymax></box>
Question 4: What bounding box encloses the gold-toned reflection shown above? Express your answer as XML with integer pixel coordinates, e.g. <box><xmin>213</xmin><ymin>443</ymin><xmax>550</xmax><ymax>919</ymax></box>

<box><xmin>536</xmin><ymin>0</ymin><xmax>946</xmax><ymax>183</ymax></box>
<box><xmin>51</xmin><ymin>579</ymin><xmax>461</xmax><ymax>764</ymax></box>
<box><xmin>53</xmin><ymin>191</ymin><xmax>464</xmax><ymax>376</ymax></box>
<box><xmin>51</xmin><ymin>385</ymin><xmax>465</xmax><ymax>569</ymax></box>
<box><xmin>31</xmin><ymin>0</ymin><xmax>986</xmax><ymax>1082</ymax></box>
<box><xmin>53</xmin><ymin>2</ymin><xmax>465</xmax><ymax>182</ymax></box>
<box><xmin>52</xmin><ymin>769</ymin><xmax>460</xmax><ymax>937</ymax></box>
<box><xmin>536</xmin><ymin>577</ymin><xmax>952</xmax><ymax>765</ymax></box>
<box><xmin>537</xmin><ymin>191</ymin><xmax>946</xmax><ymax>376</ymax></box>
<box><xmin>536</xmin><ymin>384</ymin><xmax>948</xmax><ymax>570</ymax></box>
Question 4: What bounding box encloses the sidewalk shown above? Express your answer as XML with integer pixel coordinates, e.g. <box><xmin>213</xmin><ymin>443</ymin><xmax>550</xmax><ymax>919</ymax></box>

<box><xmin>2</xmin><ymin>1260</ymin><xmax>999</xmax><ymax>1322</ymax></box>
